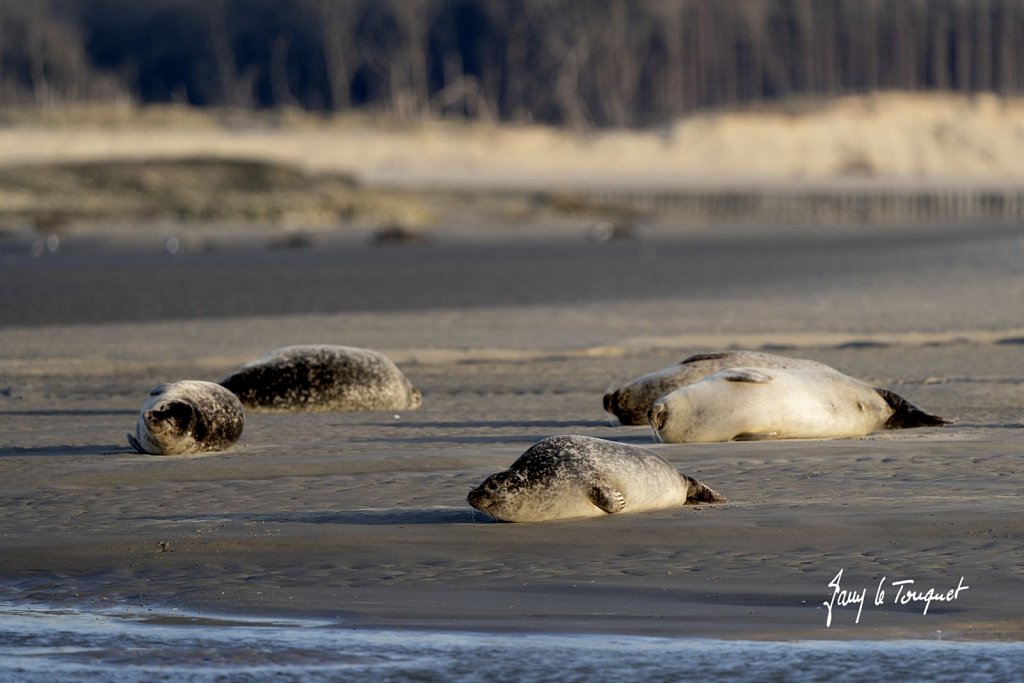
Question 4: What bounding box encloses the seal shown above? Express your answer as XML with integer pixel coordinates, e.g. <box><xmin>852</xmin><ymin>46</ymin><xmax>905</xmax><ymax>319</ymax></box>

<box><xmin>220</xmin><ymin>344</ymin><xmax>422</xmax><ymax>412</ymax></box>
<box><xmin>649</xmin><ymin>367</ymin><xmax>949</xmax><ymax>443</ymax></box>
<box><xmin>604</xmin><ymin>350</ymin><xmax>836</xmax><ymax>425</ymax></box>
<box><xmin>466</xmin><ymin>435</ymin><xmax>725</xmax><ymax>522</ymax></box>
<box><xmin>128</xmin><ymin>380</ymin><xmax>244</xmax><ymax>455</ymax></box>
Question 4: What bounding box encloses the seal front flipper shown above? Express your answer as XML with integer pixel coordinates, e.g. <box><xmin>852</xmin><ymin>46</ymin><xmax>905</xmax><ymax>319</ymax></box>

<box><xmin>721</xmin><ymin>369</ymin><xmax>773</xmax><ymax>384</ymax></box>
<box><xmin>732</xmin><ymin>431</ymin><xmax>778</xmax><ymax>441</ymax></box>
<box><xmin>127</xmin><ymin>432</ymin><xmax>147</xmax><ymax>454</ymax></box>
<box><xmin>589</xmin><ymin>484</ymin><xmax>626</xmax><ymax>514</ymax></box>
<box><xmin>875</xmin><ymin>387</ymin><xmax>950</xmax><ymax>429</ymax></box>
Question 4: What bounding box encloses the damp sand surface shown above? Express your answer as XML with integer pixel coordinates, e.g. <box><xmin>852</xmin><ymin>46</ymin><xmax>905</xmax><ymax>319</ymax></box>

<box><xmin>0</xmin><ymin>221</ymin><xmax>1023</xmax><ymax>647</ymax></box>
<box><xmin>3</xmin><ymin>603</ymin><xmax>1024</xmax><ymax>683</ymax></box>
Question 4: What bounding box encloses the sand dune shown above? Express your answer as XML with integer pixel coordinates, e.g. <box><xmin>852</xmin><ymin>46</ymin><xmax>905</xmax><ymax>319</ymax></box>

<box><xmin>1</xmin><ymin>93</ymin><xmax>1022</xmax><ymax>191</ymax></box>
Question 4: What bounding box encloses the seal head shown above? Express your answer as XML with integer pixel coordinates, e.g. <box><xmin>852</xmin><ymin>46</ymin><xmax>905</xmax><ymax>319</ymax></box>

<box><xmin>128</xmin><ymin>380</ymin><xmax>244</xmax><ymax>455</ymax></box>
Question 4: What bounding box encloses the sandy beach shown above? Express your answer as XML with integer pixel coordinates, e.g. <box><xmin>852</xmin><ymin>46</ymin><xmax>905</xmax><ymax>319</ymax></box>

<box><xmin>1</xmin><ymin>214</ymin><xmax>1022</xmax><ymax>643</ymax></box>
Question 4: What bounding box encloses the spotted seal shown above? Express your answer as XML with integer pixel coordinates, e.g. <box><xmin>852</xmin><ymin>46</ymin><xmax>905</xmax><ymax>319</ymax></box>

<box><xmin>604</xmin><ymin>350</ymin><xmax>836</xmax><ymax>425</ymax></box>
<box><xmin>220</xmin><ymin>345</ymin><xmax>422</xmax><ymax>412</ymax></box>
<box><xmin>128</xmin><ymin>380</ymin><xmax>244</xmax><ymax>455</ymax></box>
<box><xmin>649</xmin><ymin>367</ymin><xmax>949</xmax><ymax>443</ymax></box>
<box><xmin>466</xmin><ymin>435</ymin><xmax>725</xmax><ymax>522</ymax></box>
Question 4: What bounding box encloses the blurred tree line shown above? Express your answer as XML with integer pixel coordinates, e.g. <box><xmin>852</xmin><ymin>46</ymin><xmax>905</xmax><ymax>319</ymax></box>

<box><xmin>2</xmin><ymin>0</ymin><xmax>1023</xmax><ymax>127</ymax></box>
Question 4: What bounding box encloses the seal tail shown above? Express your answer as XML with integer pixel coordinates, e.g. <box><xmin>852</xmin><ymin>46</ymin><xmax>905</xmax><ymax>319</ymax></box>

<box><xmin>876</xmin><ymin>387</ymin><xmax>950</xmax><ymax>429</ymax></box>
<box><xmin>685</xmin><ymin>475</ymin><xmax>727</xmax><ymax>504</ymax></box>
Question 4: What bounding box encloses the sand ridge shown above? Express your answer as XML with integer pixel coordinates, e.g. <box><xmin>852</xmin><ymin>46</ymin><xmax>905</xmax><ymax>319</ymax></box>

<box><xmin>2</xmin><ymin>93</ymin><xmax>1023</xmax><ymax>190</ymax></box>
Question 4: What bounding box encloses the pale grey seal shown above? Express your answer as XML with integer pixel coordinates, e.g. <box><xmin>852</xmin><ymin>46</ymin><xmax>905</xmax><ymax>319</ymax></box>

<box><xmin>604</xmin><ymin>350</ymin><xmax>836</xmax><ymax>425</ymax></box>
<box><xmin>467</xmin><ymin>435</ymin><xmax>725</xmax><ymax>522</ymax></box>
<box><xmin>649</xmin><ymin>367</ymin><xmax>949</xmax><ymax>443</ymax></box>
<box><xmin>128</xmin><ymin>380</ymin><xmax>244</xmax><ymax>455</ymax></box>
<box><xmin>220</xmin><ymin>344</ymin><xmax>422</xmax><ymax>412</ymax></box>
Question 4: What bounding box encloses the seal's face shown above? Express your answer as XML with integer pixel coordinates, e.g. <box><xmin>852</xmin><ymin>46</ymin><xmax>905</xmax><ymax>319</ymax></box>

<box><xmin>648</xmin><ymin>394</ymin><xmax>696</xmax><ymax>443</ymax></box>
<box><xmin>604</xmin><ymin>374</ymin><xmax>690</xmax><ymax>426</ymax></box>
<box><xmin>467</xmin><ymin>468</ymin><xmax>563</xmax><ymax>521</ymax></box>
<box><xmin>466</xmin><ymin>471</ymin><xmax>519</xmax><ymax>519</ymax></box>
<box><xmin>142</xmin><ymin>400</ymin><xmax>197</xmax><ymax>452</ymax></box>
<box><xmin>603</xmin><ymin>387</ymin><xmax>644</xmax><ymax>425</ymax></box>
<box><xmin>407</xmin><ymin>387</ymin><xmax>423</xmax><ymax>409</ymax></box>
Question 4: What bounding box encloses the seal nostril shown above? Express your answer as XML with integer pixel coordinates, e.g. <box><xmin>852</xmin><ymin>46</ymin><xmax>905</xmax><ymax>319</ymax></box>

<box><xmin>602</xmin><ymin>391</ymin><xmax>616</xmax><ymax>413</ymax></box>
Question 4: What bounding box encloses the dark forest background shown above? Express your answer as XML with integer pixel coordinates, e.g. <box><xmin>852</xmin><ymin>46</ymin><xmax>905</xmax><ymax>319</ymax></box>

<box><xmin>2</xmin><ymin>0</ymin><xmax>1023</xmax><ymax>128</ymax></box>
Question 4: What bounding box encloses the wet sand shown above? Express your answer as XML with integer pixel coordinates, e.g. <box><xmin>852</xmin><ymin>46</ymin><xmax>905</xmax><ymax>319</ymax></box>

<box><xmin>1</xmin><ymin>223</ymin><xmax>1022</xmax><ymax>641</ymax></box>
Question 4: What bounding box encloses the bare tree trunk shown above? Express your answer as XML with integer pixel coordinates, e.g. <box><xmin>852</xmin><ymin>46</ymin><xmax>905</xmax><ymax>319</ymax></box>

<box><xmin>652</xmin><ymin>0</ymin><xmax>689</xmax><ymax>117</ymax></box>
<box><xmin>499</xmin><ymin>2</ymin><xmax>531</xmax><ymax>122</ymax></box>
<box><xmin>995</xmin><ymin>0</ymin><xmax>1012</xmax><ymax>93</ymax></box>
<box><xmin>930</xmin><ymin>5</ymin><xmax>950</xmax><ymax>89</ymax></box>
<box><xmin>317</xmin><ymin>0</ymin><xmax>362</xmax><ymax>111</ymax></box>
<box><xmin>974</xmin><ymin>0</ymin><xmax>993</xmax><ymax>91</ymax></box>
<box><xmin>206</xmin><ymin>3</ymin><xmax>253</xmax><ymax>108</ymax></box>
<box><xmin>387</xmin><ymin>0</ymin><xmax>436</xmax><ymax>119</ymax></box>
<box><xmin>955</xmin><ymin>0</ymin><xmax>973</xmax><ymax>89</ymax></box>
<box><xmin>270</xmin><ymin>34</ymin><xmax>299</xmax><ymax>107</ymax></box>
<box><xmin>27</xmin><ymin>15</ymin><xmax>51</xmax><ymax>105</ymax></box>
<box><xmin>555</xmin><ymin>38</ymin><xmax>591</xmax><ymax>129</ymax></box>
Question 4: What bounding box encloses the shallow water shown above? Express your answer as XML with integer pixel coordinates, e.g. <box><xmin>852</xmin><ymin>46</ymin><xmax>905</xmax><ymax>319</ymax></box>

<box><xmin>1</xmin><ymin>602</ymin><xmax>1023</xmax><ymax>683</ymax></box>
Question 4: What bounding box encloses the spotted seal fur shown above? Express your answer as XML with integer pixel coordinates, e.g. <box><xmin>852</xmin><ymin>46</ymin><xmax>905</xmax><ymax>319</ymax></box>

<box><xmin>128</xmin><ymin>380</ymin><xmax>244</xmax><ymax>455</ymax></box>
<box><xmin>220</xmin><ymin>344</ymin><xmax>422</xmax><ymax>412</ymax></box>
<box><xmin>467</xmin><ymin>435</ymin><xmax>725</xmax><ymax>522</ymax></box>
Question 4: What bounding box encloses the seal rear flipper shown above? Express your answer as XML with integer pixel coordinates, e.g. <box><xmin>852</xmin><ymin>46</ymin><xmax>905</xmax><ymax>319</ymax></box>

<box><xmin>589</xmin><ymin>484</ymin><xmax>626</xmax><ymax>514</ymax></box>
<box><xmin>685</xmin><ymin>476</ymin><xmax>727</xmax><ymax>504</ymax></box>
<box><xmin>733</xmin><ymin>431</ymin><xmax>778</xmax><ymax>441</ymax></box>
<box><xmin>876</xmin><ymin>387</ymin><xmax>950</xmax><ymax>429</ymax></box>
<box><xmin>127</xmin><ymin>432</ymin><xmax>147</xmax><ymax>454</ymax></box>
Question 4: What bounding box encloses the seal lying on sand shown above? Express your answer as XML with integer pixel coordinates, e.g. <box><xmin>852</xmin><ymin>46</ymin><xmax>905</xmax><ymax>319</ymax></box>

<box><xmin>604</xmin><ymin>350</ymin><xmax>835</xmax><ymax>425</ymax></box>
<box><xmin>649</xmin><ymin>367</ymin><xmax>949</xmax><ymax>443</ymax></box>
<box><xmin>467</xmin><ymin>435</ymin><xmax>725</xmax><ymax>522</ymax></box>
<box><xmin>128</xmin><ymin>380</ymin><xmax>244</xmax><ymax>455</ymax></box>
<box><xmin>220</xmin><ymin>345</ymin><xmax>422</xmax><ymax>412</ymax></box>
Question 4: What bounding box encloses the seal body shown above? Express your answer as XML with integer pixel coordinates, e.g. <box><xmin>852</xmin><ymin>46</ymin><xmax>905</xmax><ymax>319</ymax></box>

<box><xmin>220</xmin><ymin>345</ymin><xmax>422</xmax><ymax>412</ymax></box>
<box><xmin>649</xmin><ymin>367</ymin><xmax>948</xmax><ymax>443</ymax></box>
<box><xmin>604</xmin><ymin>350</ymin><xmax>835</xmax><ymax>425</ymax></box>
<box><xmin>128</xmin><ymin>380</ymin><xmax>244</xmax><ymax>455</ymax></box>
<box><xmin>466</xmin><ymin>435</ymin><xmax>725</xmax><ymax>522</ymax></box>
